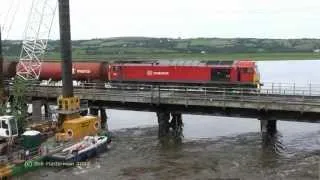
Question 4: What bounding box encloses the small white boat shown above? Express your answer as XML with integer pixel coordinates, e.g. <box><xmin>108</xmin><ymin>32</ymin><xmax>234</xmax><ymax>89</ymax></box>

<box><xmin>46</xmin><ymin>135</ymin><xmax>111</xmax><ymax>163</ymax></box>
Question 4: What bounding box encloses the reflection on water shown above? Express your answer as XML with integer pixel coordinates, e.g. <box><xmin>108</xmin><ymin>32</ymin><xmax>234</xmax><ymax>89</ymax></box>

<box><xmin>260</xmin><ymin>132</ymin><xmax>286</xmax><ymax>168</ymax></box>
<box><xmin>262</xmin><ymin>131</ymin><xmax>283</xmax><ymax>153</ymax></box>
<box><xmin>158</xmin><ymin>136</ymin><xmax>183</xmax><ymax>150</ymax></box>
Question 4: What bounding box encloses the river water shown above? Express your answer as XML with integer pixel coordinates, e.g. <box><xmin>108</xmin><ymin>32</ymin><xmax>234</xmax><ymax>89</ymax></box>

<box><xmin>20</xmin><ymin>60</ymin><xmax>320</xmax><ymax>180</ymax></box>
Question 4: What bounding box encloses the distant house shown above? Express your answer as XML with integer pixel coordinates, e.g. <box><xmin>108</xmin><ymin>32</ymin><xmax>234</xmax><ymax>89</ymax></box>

<box><xmin>313</xmin><ymin>49</ymin><xmax>320</xmax><ymax>53</ymax></box>
<box><xmin>201</xmin><ymin>50</ymin><xmax>206</xmax><ymax>54</ymax></box>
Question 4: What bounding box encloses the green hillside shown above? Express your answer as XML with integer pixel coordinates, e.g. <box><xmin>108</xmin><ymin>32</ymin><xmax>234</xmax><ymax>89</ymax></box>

<box><xmin>3</xmin><ymin>37</ymin><xmax>320</xmax><ymax>61</ymax></box>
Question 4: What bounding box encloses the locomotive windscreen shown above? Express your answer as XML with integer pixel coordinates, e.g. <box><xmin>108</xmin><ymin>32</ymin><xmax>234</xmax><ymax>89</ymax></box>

<box><xmin>211</xmin><ymin>68</ymin><xmax>231</xmax><ymax>81</ymax></box>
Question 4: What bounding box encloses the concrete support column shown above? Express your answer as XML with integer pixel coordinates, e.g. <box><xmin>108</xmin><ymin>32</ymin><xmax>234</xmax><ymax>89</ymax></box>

<box><xmin>170</xmin><ymin>112</ymin><xmax>183</xmax><ymax>137</ymax></box>
<box><xmin>100</xmin><ymin>108</ymin><xmax>107</xmax><ymax>130</ymax></box>
<box><xmin>259</xmin><ymin>110</ymin><xmax>277</xmax><ymax>134</ymax></box>
<box><xmin>43</xmin><ymin>103</ymin><xmax>51</xmax><ymax>120</ymax></box>
<box><xmin>32</xmin><ymin>100</ymin><xmax>42</xmax><ymax>121</ymax></box>
<box><xmin>44</xmin><ymin>103</ymin><xmax>48</xmax><ymax>117</ymax></box>
<box><xmin>260</xmin><ymin>120</ymin><xmax>277</xmax><ymax>134</ymax></box>
<box><xmin>79</xmin><ymin>99</ymin><xmax>89</xmax><ymax>116</ymax></box>
<box><xmin>260</xmin><ymin>119</ymin><xmax>279</xmax><ymax>150</ymax></box>
<box><xmin>89</xmin><ymin>107</ymin><xmax>99</xmax><ymax>116</ymax></box>
<box><xmin>259</xmin><ymin>110</ymin><xmax>277</xmax><ymax>146</ymax></box>
<box><xmin>80</xmin><ymin>109</ymin><xmax>88</xmax><ymax>116</ymax></box>
<box><xmin>260</xmin><ymin>119</ymin><xmax>277</xmax><ymax>147</ymax></box>
<box><xmin>156</xmin><ymin>110</ymin><xmax>170</xmax><ymax>138</ymax></box>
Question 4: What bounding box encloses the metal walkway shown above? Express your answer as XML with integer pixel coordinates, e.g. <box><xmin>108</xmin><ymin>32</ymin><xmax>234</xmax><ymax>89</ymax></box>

<box><xmin>6</xmin><ymin>81</ymin><xmax>320</xmax><ymax>122</ymax></box>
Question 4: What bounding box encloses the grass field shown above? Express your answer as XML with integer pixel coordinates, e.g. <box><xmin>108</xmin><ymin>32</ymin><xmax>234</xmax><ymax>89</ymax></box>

<box><xmin>5</xmin><ymin>52</ymin><xmax>320</xmax><ymax>61</ymax></box>
<box><xmin>4</xmin><ymin>37</ymin><xmax>320</xmax><ymax>61</ymax></box>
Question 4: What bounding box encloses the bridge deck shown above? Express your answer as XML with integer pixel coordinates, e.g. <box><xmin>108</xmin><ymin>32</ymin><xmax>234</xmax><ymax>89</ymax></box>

<box><xmin>7</xmin><ymin>82</ymin><xmax>320</xmax><ymax>122</ymax></box>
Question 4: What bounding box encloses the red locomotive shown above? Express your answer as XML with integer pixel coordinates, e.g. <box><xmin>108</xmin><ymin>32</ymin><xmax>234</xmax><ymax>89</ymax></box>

<box><xmin>3</xmin><ymin>59</ymin><xmax>261</xmax><ymax>88</ymax></box>
<box><xmin>108</xmin><ymin>60</ymin><xmax>261</xmax><ymax>88</ymax></box>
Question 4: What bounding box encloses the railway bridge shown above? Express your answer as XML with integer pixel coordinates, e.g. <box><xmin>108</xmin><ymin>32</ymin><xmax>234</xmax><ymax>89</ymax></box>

<box><xmin>6</xmin><ymin>81</ymin><xmax>320</xmax><ymax>138</ymax></box>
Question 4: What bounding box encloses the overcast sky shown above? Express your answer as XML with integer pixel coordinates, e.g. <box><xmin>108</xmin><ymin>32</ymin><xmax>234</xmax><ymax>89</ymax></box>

<box><xmin>1</xmin><ymin>0</ymin><xmax>320</xmax><ymax>40</ymax></box>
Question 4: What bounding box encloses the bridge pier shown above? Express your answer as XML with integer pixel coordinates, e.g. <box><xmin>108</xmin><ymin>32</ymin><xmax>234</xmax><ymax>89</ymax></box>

<box><xmin>169</xmin><ymin>112</ymin><xmax>183</xmax><ymax>137</ymax></box>
<box><xmin>32</xmin><ymin>99</ymin><xmax>42</xmax><ymax>121</ymax></box>
<box><xmin>260</xmin><ymin>120</ymin><xmax>277</xmax><ymax>134</ymax></box>
<box><xmin>79</xmin><ymin>99</ymin><xmax>89</xmax><ymax>116</ymax></box>
<box><xmin>43</xmin><ymin>103</ymin><xmax>53</xmax><ymax>120</ymax></box>
<box><xmin>260</xmin><ymin>119</ymin><xmax>280</xmax><ymax>152</ymax></box>
<box><xmin>156</xmin><ymin>110</ymin><xmax>183</xmax><ymax>138</ymax></box>
<box><xmin>44</xmin><ymin>103</ymin><xmax>48</xmax><ymax>118</ymax></box>
<box><xmin>156</xmin><ymin>110</ymin><xmax>170</xmax><ymax>138</ymax></box>
<box><xmin>259</xmin><ymin>110</ymin><xmax>277</xmax><ymax>145</ymax></box>
<box><xmin>89</xmin><ymin>107</ymin><xmax>99</xmax><ymax>116</ymax></box>
<box><xmin>89</xmin><ymin>107</ymin><xmax>108</xmax><ymax>130</ymax></box>
<box><xmin>259</xmin><ymin>110</ymin><xmax>277</xmax><ymax>135</ymax></box>
<box><xmin>80</xmin><ymin>109</ymin><xmax>88</xmax><ymax>116</ymax></box>
<box><xmin>100</xmin><ymin>108</ymin><xmax>108</xmax><ymax>130</ymax></box>
<box><xmin>260</xmin><ymin>119</ymin><xmax>277</xmax><ymax>147</ymax></box>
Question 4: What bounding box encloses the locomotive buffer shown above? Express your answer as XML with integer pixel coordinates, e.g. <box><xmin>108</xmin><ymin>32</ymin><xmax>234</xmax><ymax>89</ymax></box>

<box><xmin>55</xmin><ymin>0</ymin><xmax>100</xmax><ymax>142</ymax></box>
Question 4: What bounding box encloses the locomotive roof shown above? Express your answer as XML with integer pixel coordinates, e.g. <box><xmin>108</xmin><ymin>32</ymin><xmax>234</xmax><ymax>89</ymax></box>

<box><xmin>205</xmin><ymin>60</ymin><xmax>234</xmax><ymax>65</ymax></box>
<box><xmin>111</xmin><ymin>59</ymin><xmax>255</xmax><ymax>67</ymax></box>
<box><xmin>157</xmin><ymin>60</ymin><xmax>207</xmax><ymax>65</ymax></box>
<box><xmin>234</xmin><ymin>60</ymin><xmax>256</xmax><ymax>68</ymax></box>
<box><xmin>112</xmin><ymin>60</ymin><xmax>236</xmax><ymax>66</ymax></box>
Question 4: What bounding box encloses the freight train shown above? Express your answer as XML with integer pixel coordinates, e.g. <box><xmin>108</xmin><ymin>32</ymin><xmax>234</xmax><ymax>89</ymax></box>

<box><xmin>3</xmin><ymin>59</ymin><xmax>261</xmax><ymax>89</ymax></box>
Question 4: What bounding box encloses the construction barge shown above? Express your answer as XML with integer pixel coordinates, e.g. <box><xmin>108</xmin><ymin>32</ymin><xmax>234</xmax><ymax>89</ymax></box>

<box><xmin>0</xmin><ymin>121</ymin><xmax>111</xmax><ymax>178</ymax></box>
<box><xmin>0</xmin><ymin>0</ymin><xmax>114</xmax><ymax>178</ymax></box>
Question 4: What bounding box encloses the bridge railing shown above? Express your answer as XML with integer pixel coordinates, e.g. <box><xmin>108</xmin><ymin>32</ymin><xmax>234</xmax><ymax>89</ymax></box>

<box><xmin>261</xmin><ymin>82</ymin><xmax>320</xmax><ymax>96</ymax></box>
<box><xmin>147</xmin><ymin>83</ymin><xmax>320</xmax><ymax>97</ymax></box>
<box><xmin>6</xmin><ymin>80</ymin><xmax>320</xmax><ymax>101</ymax></box>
